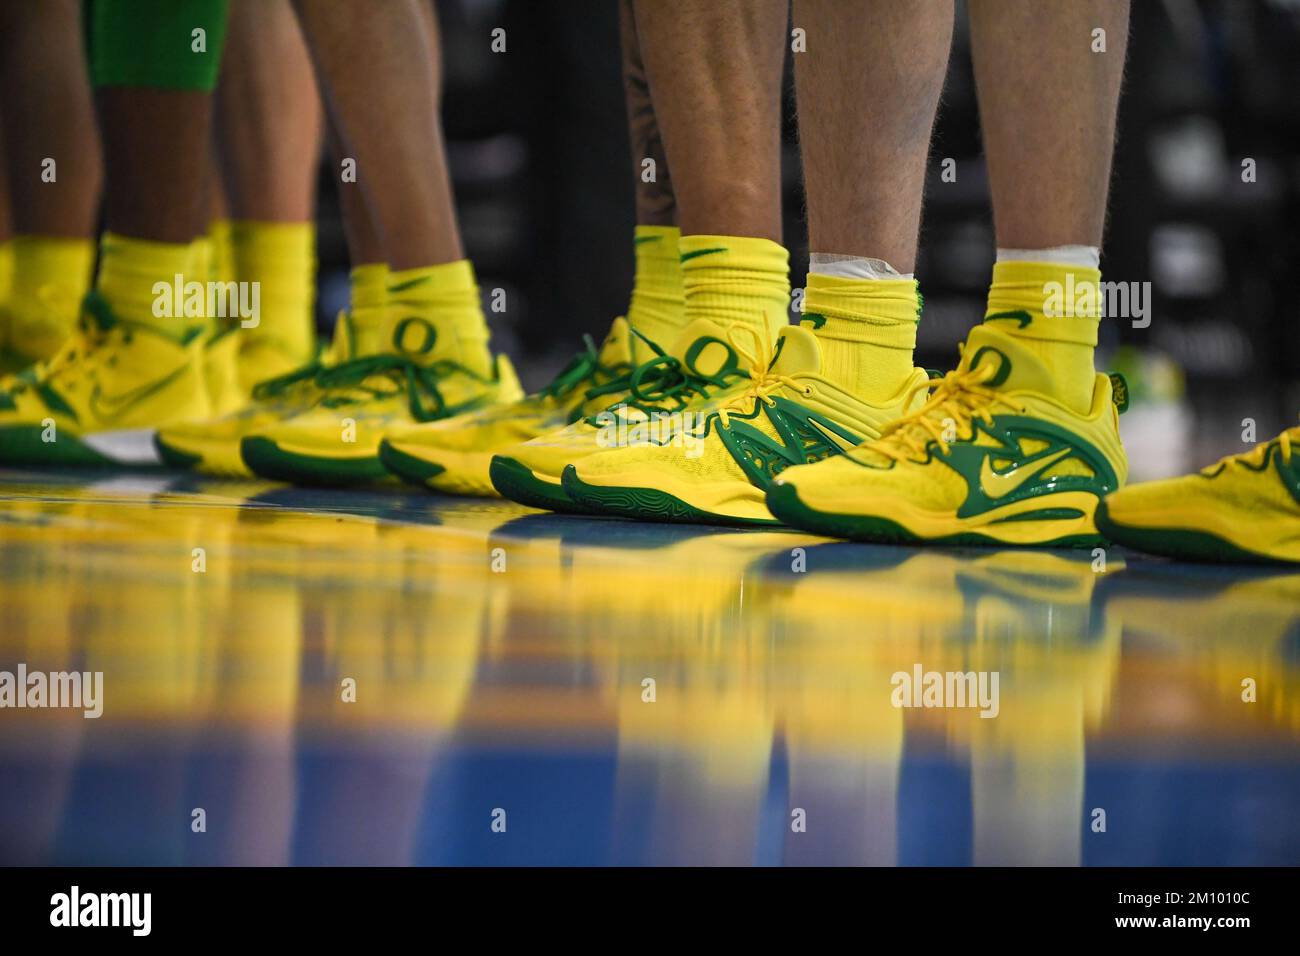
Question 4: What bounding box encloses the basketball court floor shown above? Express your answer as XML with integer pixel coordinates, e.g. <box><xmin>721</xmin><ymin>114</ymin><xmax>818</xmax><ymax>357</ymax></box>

<box><xmin>1</xmin><ymin>467</ymin><xmax>1297</xmax><ymax>866</ymax></box>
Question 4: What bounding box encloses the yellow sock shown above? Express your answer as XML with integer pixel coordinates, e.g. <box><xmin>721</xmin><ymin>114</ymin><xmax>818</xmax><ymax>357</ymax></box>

<box><xmin>0</xmin><ymin>239</ymin><xmax>13</xmax><ymax>304</ymax></box>
<box><xmin>6</xmin><ymin>236</ymin><xmax>96</xmax><ymax>362</ymax></box>
<box><xmin>97</xmin><ymin>232</ymin><xmax>206</xmax><ymax>340</ymax></box>
<box><xmin>678</xmin><ymin>234</ymin><xmax>789</xmax><ymax>342</ymax></box>
<box><xmin>0</xmin><ymin>239</ymin><xmax>12</xmax><ymax>360</ymax></box>
<box><xmin>209</xmin><ymin>220</ymin><xmax>235</xmax><ymax>285</ymax></box>
<box><xmin>984</xmin><ymin>260</ymin><xmax>1100</xmax><ymax>412</ymax></box>
<box><xmin>802</xmin><ymin>272</ymin><xmax>920</xmax><ymax>404</ymax></box>
<box><xmin>336</xmin><ymin>263</ymin><xmax>388</xmax><ymax>359</ymax></box>
<box><xmin>229</xmin><ymin>220</ymin><xmax>316</xmax><ymax>364</ymax></box>
<box><xmin>387</xmin><ymin>260</ymin><xmax>491</xmax><ymax>376</ymax></box>
<box><xmin>626</xmin><ymin>225</ymin><xmax>684</xmax><ymax>355</ymax></box>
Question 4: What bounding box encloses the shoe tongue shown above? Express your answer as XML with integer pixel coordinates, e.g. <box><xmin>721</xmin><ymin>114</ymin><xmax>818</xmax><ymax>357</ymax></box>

<box><xmin>666</xmin><ymin>318</ymin><xmax>735</xmax><ymax>376</ymax></box>
<box><xmin>769</xmin><ymin>324</ymin><xmax>822</xmax><ymax>376</ymax></box>
<box><xmin>598</xmin><ymin>317</ymin><xmax>633</xmax><ymax>366</ymax></box>
<box><xmin>957</xmin><ymin>324</ymin><xmax>1055</xmax><ymax>395</ymax></box>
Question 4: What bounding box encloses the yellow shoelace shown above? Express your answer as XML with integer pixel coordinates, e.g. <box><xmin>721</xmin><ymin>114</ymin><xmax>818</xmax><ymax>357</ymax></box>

<box><xmin>1207</xmin><ymin>419</ymin><xmax>1298</xmax><ymax>473</ymax></box>
<box><xmin>714</xmin><ymin>323</ymin><xmax>809</xmax><ymax>429</ymax></box>
<box><xmin>865</xmin><ymin>356</ymin><xmax>1022</xmax><ymax>465</ymax></box>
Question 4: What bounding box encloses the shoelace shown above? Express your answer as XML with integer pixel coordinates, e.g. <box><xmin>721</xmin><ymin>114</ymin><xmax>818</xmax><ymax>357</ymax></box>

<box><xmin>866</xmin><ymin>349</ymin><xmax>1022</xmax><ymax>464</ymax></box>
<box><xmin>4</xmin><ymin>292</ymin><xmax>127</xmax><ymax>394</ymax></box>
<box><xmin>714</xmin><ymin>324</ymin><xmax>808</xmax><ymax>429</ymax></box>
<box><xmin>538</xmin><ymin>333</ymin><xmax>633</xmax><ymax>405</ymax></box>
<box><xmin>581</xmin><ymin>329</ymin><xmax>745</xmax><ymax>424</ymax></box>
<box><xmin>250</xmin><ymin>309</ymin><xmax>357</xmax><ymax>402</ymax></box>
<box><xmin>1206</xmin><ymin>419</ymin><xmax>1299</xmax><ymax>474</ymax></box>
<box><xmin>311</xmin><ymin>353</ymin><xmax>475</xmax><ymax>423</ymax></box>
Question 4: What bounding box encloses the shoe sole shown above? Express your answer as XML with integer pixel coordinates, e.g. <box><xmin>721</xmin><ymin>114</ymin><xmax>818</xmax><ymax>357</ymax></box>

<box><xmin>489</xmin><ymin>455</ymin><xmax>593</xmax><ymax>514</ymax></box>
<box><xmin>154</xmin><ymin>432</ymin><xmax>255</xmax><ymax>477</ymax></box>
<box><xmin>379</xmin><ymin>438</ymin><xmax>510</xmax><ymax>497</ymax></box>
<box><xmin>1094</xmin><ymin>499</ymin><xmax>1294</xmax><ymax>565</ymax></box>
<box><xmin>561</xmin><ymin>464</ymin><xmax>781</xmax><ymax>528</ymax></box>
<box><xmin>767</xmin><ymin>482</ymin><xmax>1104</xmax><ymax>548</ymax></box>
<box><xmin>240</xmin><ymin>435</ymin><xmax>389</xmax><ymax>486</ymax></box>
<box><xmin>0</xmin><ymin>425</ymin><xmax>161</xmax><ymax>467</ymax></box>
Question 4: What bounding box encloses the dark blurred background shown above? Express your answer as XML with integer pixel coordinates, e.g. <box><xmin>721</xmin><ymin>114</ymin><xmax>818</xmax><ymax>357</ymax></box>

<box><xmin>310</xmin><ymin>0</ymin><xmax>1300</xmax><ymax>478</ymax></box>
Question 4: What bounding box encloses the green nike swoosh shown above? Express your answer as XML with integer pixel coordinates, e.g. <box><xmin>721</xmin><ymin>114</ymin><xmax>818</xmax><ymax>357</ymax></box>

<box><xmin>679</xmin><ymin>247</ymin><xmax>728</xmax><ymax>263</ymax></box>
<box><xmin>633</xmin><ymin>235</ymin><xmax>662</xmax><ymax>246</ymax></box>
<box><xmin>388</xmin><ymin>276</ymin><xmax>433</xmax><ymax>293</ymax></box>
<box><xmin>979</xmin><ymin>447</ymin><xmax>1071</xmax><ymax>499</ymax></box>
<box><xmin>89</xmin><ymin>365</ymin><xmax>193</xmax><ymax>423</ymax></box>
<box><xmin>984</xmin><ymin>310</ymin><xmax>1033</xmax><ymax>329</ymax></box>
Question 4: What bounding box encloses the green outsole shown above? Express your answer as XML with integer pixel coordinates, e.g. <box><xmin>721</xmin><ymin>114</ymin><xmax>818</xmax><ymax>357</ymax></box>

<box><xmin>240</xmin><ymin>436</ymin><xmax>388</xmax><ymax>486</ymax></box>
<box><xmin>1093</xmin><ymin>499</ymin><xmax>1290</xmax><ymax>565</ymax></box>
<box><xmin>489</xmin><ymin>455</ymin><xmax>591</xmax><ymax>514</ymax></box>
<box><xmin>154</xmin><ymin>435</ymin><xmax>203</xmax><ymax>470</ymax></box>
<box><xmin>377</xmin><ymin>439</ymin><xmax>447</xmax><ymax>489</ymax></box>
<box><xmin>561</xmin><ymin>465</ymin><xmax>780</xmax><ymax>529</ymax></box>
<box><xmin>0</xmin><ymin>425</ymin><xmax>117</xmax><ymax>468</ymax></box>
<box><xmin>766</xmin><ymin>482</ymin><xmax>1103</xmax><ymax>549</ymax></box>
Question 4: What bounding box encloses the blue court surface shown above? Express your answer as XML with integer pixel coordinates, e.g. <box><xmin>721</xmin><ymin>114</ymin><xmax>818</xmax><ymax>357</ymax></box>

<box><xmin>1</xmin><ymin>469</ymin><xmax>1297</xmax><ymax>866</ymax></box>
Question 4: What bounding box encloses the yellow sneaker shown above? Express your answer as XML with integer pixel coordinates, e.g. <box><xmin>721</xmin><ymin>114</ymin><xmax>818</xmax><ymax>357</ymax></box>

<box><xmin>561</xmin><ymin>323</ymin><xmax>932</xmax><ymax>526</ymax></box>
<box><xmin>239</xmin><ymin>330</ymin><xmax>523</xmax><ymax>486</ymax></box>
<box><xmin>378</xmin><ymin>318</ymin><xmax>636</xmax><ymax>495</ymax></box>
<box><xmin>0</xmin><ymin>292</ymin><xmax>210</xmax><ymax>466</ymax></box>
<box><xmin>202</xmin><ymin>322</ymin><xmax>245</xmax><ymax>419</ymax></box>
<box><xmin>1096</xmin><ymin>420</ymin><xmax>1300</xmax><ymax>564</ymax></box>
<box><xmin>487</xmin><ymin>318</ymin><xmax>753</xmax><ymax>514</ymax></box>
<box><xmin>156</xmin><ymin>312</ymin><xmax>357</xmax><ymax>477</ymax></box>
<box><xmin>769</xmin><ymin>324</ymin><xmax>1128</xmax><ymax>546</ymax></box>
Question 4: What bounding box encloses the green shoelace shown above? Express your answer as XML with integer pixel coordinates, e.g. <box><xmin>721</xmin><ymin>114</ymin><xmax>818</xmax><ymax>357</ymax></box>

<box><xmin>310</xmin><ymin>353</ymin><xmax>479</xmax><ymax>423</ymax></box>
<box><xmin>582</xmin><ymin>330</ymin><xmax>746</xmax><ymax>425</ymax></box>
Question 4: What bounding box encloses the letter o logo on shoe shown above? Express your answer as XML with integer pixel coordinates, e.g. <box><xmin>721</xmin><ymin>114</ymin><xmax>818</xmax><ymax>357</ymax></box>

<box><xmin>393</xmin><ymin>317</ymin><xmax>438</xmax><ymax>356</ymax></box>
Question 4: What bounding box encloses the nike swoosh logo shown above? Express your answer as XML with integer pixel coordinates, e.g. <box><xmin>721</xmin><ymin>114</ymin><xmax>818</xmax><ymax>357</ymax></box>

<box><xmin>89</xmin><ymin>365</ymin><xmax>192</xmax><ymax>423</ymax></box>
<box><xmin>984</xmin><ymin>310</ymin><xmax>1033</xmax><ymax>329</ymax></box>
<box><xmin>633</xmin><ymin>235</ymin><xmax>661</xmax><ymax>246</ymax></box>
<box><xmin>387</xmin><ymin>276</ymin><xmax>433</xmax><ymax>293</ymax></box>
<box><xmin>979</xmin><ymin>447</ymin><xmax>1071</xmax><ymax>499</ymax></box>
<box><xmin>679</xmin><ymin>247</ymin><xmax>727</xmax><ymax>263</ymax></box>
<box><xmin>807</xmin><ymin>417</ymin><xmax>859</xmax><ymax>454</ymax></box>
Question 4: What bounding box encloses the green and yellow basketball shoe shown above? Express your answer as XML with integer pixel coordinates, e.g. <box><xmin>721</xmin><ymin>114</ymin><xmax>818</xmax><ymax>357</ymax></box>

<box><xmin>0</xmin><ymin>292</ymin><xmax>211</xmax><ymax>466</ymax></box>
<box><xmin>768</xmin><ymin>324</ymin><xmax>1128</xmax><ymax>546</ymax></box>
<box><xmin>1096</xmin><ymin>420</ymin><xmax>1300</xmax><ymax>564</ymax></box>
<box><xmin>378</xmin><ymin>318</ymin><xmax>636</xmax><ymax>496</ymax></box>
<box><xmin>561</xmin><ymin>324</ymin><xmax>931</xmax><ymax>527</ymax></box>
<box><xmin>487</xmin><ymin>318</ymin><xmax>753</xmax><ymax>514</ymax></box>
<box><xmin>155</xmin><ymin>312</ymin><xmax>361</xmax><ymax>476</ymax></box>
<box><xmin>239</xmin><ymin>316</ymin><xmax>523</xmax><ymax>486</ymax></box>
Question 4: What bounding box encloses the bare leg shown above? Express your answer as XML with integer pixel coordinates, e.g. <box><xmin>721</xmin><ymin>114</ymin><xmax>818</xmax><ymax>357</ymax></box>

<box><xmin>0</xmin><ymin>0</ymin><xmax>103</xmax><ymax>238</ymax></box>
<box><xmin>632</xmin><ymin>0</ymin><xmax>785</xmax><ymax>241</ymax></box>
<box><xmin>620</xmin><ymin>0</ymin><xmax>675</xmax><ymax>229</ymax></box>
<box><xmin>969</xmin><ymin>0</ymin><xmax>1130</xmax><ymax>248</ymax></box>
<box><xmin>99</xmin><ymin>88</ymin><xmax>213</xmax><ymax>244</ymax></box>
<box><xmin>216</xmin><ymin>0</ymin><xmax>322</xmax><ymax>223</ymax></box>
<box><xmin>794</xmin><ymin>0</ymin><xmax>952</xmax><ymax>272</ymax></box>
<box><xmin>328</xmin><ymin>127</ymin><xmax>385</xmax><ymax>268</ymax></box>
<box><xmin>292</xmin><ymin>0</ymin><xmax>460</xmax><ymax>269</ymax></box>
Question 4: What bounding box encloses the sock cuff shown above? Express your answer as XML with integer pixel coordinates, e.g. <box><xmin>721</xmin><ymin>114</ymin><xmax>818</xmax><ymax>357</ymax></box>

<box><xmin>803</xmin><ymin>273</ymin><xmax>920</xmax><ymax>351</ymax></box>
<box><xmin>633</xmin><ymin>224</ymin><xmax>681</xmax><ymax>262</ymax></box>
<box><xmin>9</xmin><ymin>236</ymin><xmax>96</xmax><ymax>289</ymax></box>
<box><xmin>679</xmin><ymin>236</ymin><xmax>790</xmax><ymax>302</ymax></box>
<box><xmin>987</xmin><ymin>261</ymin><xmax>1101</xmax><ymax>346</ymax></box>
<box><xmin>678</xmin><ymin>234</ymin><xmax>789</xmax><ymax>275</ymax></box>
<box><xmin>101</xmin><ymin>232</ymin><xmax>194</xmax><ymax>272</ymax></box>
<box><xmin>389</xmin><ymin>259</ymin><xmax>478</xmax><ymax>299</ymax></box>
<box><xmin>229</xmin><ymin>220</ymin><xmax>315</xmax><ymax>258</ymax></box>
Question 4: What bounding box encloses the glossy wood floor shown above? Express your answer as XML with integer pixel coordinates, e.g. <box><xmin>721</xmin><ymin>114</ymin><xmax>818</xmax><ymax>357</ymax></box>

<box><xmin>1</xmin><ymin>468</ymin><xmax>1297</xmax><ymax>865</ymax></box>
